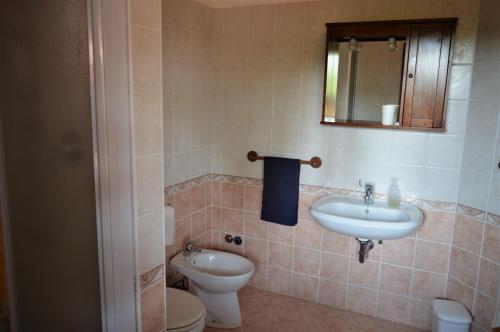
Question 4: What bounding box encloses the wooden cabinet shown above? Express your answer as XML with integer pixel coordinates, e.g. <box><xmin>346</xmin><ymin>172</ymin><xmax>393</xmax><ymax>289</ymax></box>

<box><xmin>402</xmin><ymin>21</ymin><xmax>454</xmax><ymax>129</ymax></box>
<box><xmin>322</xmin><ymin>18</ymin><xmax>457</xmax><ymax>131</ymax></box>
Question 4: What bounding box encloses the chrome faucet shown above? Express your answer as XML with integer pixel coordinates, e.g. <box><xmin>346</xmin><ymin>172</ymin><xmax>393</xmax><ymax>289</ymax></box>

<box><xmin>364</xmin><ymin>183</ymin><xmax>374</xmax><ymax>205</ymax></box>
<box><xmin>359</xmin><ymin>180</ymin><xmax>375</xmax><ymax>205</ymax></box>
<box><xmin>184</xmin><ymin>240</ymin><xmax>202</xmax><ymax>257</ymax></box>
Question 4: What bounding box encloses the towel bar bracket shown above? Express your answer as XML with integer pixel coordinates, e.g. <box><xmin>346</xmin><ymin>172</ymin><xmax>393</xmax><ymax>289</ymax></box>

<box><xmin>247</xmin><ymin>151</ymin><xmax>322</xmax><ymax>169</ymax></box>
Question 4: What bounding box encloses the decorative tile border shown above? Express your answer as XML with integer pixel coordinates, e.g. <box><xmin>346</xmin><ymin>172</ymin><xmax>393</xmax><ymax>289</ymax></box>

<box><xmin>486</xmin><ymin>212</ymin><xmax>500</xmax><ymax>225</ymax></box>
<box><xmin>421</xmin><ymin>199</ymin><xmax>456</xmax><ymax>211</ymax></box>
<box><xmin>164</xmin><ymin>173</ymin><xmax>497</xmax><ymax>216</ymax></box>
<box><xmin>140</xmin><ymin>264</ymin><xmax>164</xmax><ymax>290</ymax></box>
<box><xmin>164</xmin><ymin>185</ymin><xmax>174</xmax><ymax>196</ymax></box>
<box><xmin>299</xmin><ymin>184</ymin><xmax>325</xmax><ymax>194</ymax></box>
<box><xmin>246</xmin><ymin>177</ymin><xmax>263</xmax><ymax>186</ymax></box>
<box><xmin>164</xmin><ymin>175</ymin><xmax>210</xmax><ymax>195</ymax></box>
<box><xmin>457</xmin><ymin>204</ymin><xmax>487</xmax><ymax>220</ymax></box>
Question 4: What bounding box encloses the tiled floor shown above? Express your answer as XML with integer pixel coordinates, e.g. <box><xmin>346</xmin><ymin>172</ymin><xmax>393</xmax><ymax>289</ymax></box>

<box><xmin>204</xmin><ymin>287</ymin><xmax>427</xmax><ymax>332</ymax></box>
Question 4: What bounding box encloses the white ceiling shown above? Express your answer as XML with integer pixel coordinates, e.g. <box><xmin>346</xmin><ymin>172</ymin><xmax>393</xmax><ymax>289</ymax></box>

<box><xmin>194</xmin><ymin>0</ymin><xmax>319</xmax><ymax>8</ymax></box>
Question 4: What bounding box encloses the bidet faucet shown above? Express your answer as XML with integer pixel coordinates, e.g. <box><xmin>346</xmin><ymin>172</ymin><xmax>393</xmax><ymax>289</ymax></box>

<box><xmin>184</xmin><ymin>240</ymin><xmax>202</xmax><ymax>257</ymax></box>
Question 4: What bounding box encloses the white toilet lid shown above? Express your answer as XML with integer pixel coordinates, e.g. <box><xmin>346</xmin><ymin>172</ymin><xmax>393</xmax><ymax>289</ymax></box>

<box><xmin>166</xmin><ymin>288</ymin><xmax>206</xmax><ymax>330</ymax></box>
<box><xmin>432</xmin><ymin>299</ymin><xmax>472</xmax><ymax>324</ymax></box>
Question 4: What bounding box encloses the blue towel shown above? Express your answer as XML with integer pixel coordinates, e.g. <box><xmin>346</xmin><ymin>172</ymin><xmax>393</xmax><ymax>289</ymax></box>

<box><xmin>260</xmin><ymin>157</ymin><xmax>301</xmax><ymax>226</ymax></box>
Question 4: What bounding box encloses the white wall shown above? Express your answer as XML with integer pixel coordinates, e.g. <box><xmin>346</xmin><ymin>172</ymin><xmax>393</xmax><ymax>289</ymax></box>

<box><xmin>458</xmin><ymin>0</ymin><xmax>500</xmax><ymax>216</ymax></box>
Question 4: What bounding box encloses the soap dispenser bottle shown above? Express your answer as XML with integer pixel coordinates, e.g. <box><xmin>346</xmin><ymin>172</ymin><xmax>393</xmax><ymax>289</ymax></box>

<box><xmin>387</xmin><ymin>178</ymin><xmax>402</xmax><ymax>208</ymax></box>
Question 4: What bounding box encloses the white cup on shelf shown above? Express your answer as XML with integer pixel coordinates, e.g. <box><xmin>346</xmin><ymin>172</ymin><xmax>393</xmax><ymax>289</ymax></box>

<box><xmin>382</xmin><ymin>104</ymin><xmax>399</xmax><ymax>125</ymax></box>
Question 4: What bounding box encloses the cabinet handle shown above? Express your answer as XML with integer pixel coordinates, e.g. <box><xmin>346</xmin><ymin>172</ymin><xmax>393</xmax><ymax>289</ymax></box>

<box><xmin>408</xmin><ymin>73</ymin><xmax>414</xmax><ymax>78</ymax></box>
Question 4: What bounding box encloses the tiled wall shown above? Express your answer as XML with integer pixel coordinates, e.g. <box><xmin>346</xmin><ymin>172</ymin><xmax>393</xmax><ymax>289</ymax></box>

<box><xmin>129</xmin><ymin>0</ymin><xmax>166</xmax><ymax>331</ymax></box>
<box><xmin>207</xmin><ymin>0</ymin><xmax>480</xmax><ymax>204</ymax></box>
<box><xmin>453</xmin><ymin>0</ymin><xmax>500</xmax><ymax>330</ymax></box>
<box><xmin>458</xmin><ymin>0</ymin><xmax>500</xmax><ymax>219</ymax></box>
<box><xmin>164</xmin><ymin>174</ymin><xmax>500</xmax><ymax>331</ymax></box>
<box><xmin>162</xmin><ymin>0</ymin><xmax>219</xmax><ymax>186</ymax></box>
<box><xmin>162</xmin><ymin>0</ymin><xmax>500</xmax><ymax>331</ymax></box>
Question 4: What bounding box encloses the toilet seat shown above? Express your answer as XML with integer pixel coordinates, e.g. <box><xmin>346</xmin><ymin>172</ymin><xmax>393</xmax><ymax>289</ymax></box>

<box><xmin>166</xmin><ymin>288</ymin><xmax>206</xmax><ymax>332</ymax></box>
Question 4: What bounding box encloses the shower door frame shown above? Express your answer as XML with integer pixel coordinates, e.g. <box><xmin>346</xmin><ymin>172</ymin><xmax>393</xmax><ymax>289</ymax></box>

<box><xmin>88</xmin><ymin>0</ymin><xmax>138</xmax><ymax>331</ymax></box>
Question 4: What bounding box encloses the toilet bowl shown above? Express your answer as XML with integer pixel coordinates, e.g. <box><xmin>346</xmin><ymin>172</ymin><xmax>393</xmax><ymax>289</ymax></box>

<box><xmin>432</xmin><ymin>299</ymin><xmax>471</xmax><ymax>332</ymax></box>
<box><xmin>171</xmin><ymin>249</ymin><xmax>255</xmax><ymax>329</ymax></box>
<box><xmin>166</xmin><ymin>287</ymin><xmax>206</xmax><ymax>332</ymax></box>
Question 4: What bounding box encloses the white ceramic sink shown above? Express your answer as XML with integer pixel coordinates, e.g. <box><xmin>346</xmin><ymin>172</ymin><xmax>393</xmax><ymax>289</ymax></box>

<box><xmin>309</xmin><ymin>195</ymin><xmax>423</xmax><ymax>240</ymax></box>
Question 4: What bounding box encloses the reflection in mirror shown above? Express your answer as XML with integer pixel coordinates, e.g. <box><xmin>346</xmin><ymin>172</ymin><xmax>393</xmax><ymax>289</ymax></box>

<box><xmin>324</xmin><ymin>39</ymin><xmax>406</xmax><ymax>124</ymax></box>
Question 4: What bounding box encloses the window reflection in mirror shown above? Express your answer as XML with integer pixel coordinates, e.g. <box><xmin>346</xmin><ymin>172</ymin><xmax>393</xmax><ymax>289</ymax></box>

<box><xmin>324</xmin><ymin>39</ymin><xmax>406</xmax><ymax>124</ymax></box>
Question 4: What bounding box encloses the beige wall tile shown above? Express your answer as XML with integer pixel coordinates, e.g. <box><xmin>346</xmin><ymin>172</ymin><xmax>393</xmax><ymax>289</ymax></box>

<box><xmin>249</xmin><ymin>262</ymin><xmax>267</xmax><ymax>288</ymax></box>
<box><xmin>191</xmin><ymin>209</ymin><xmax>207</xmax><ymax>238</ymax></box>
<box><xmin>411</xmin><ymin>270</ymin><xmax>446</xmax><ymax>301</ymax></box>
<box><xmin>131</xmin><ymin>0</ymin><xmax>161</xmax><ymax>28</ymax></box>
<box><xmin>376</xmin><ymin>293</ymin><xmax>410</xmax><ymax>324</ymax></box>
<box><xmin>137</xmin><ymin>153</ymin><xmax>164</xmax><ymax>215</ymax></box>
<box><xmin>349</xmin><ymin>259</ymin><xmax>379</xmax><ymax>289</ymax></box>
<box><xmin>414</xmin><ymin>240</ymin><xmax>450</xmax><ymax>273</ymax></box>
<box><xmin>249</xmin><ymin>5</ymin><xmax>276</xmax><ymax>39</ymax></box>
<box><xmin>174</xmin><ymin>189</ymin><xmax>191</xmax><ymax>220</ymax></box>
<box><xmin>175</xmin><ymin>216</ymin><xmax>191</xmax><ymax>248</ymax></box>
<box><xmin>134</xmin><ymin>92</ymin><xmax>163</xmax><ymax>155</ymax></box>
<box><xmin>190</xmin><ymin>183</ymin><xmax>207</xmax><ymax>213</ymax></box>
<box><xmin>446</xmin><ymin>277</ymin><xmax>475</xmax><ymax>311</ymax></box>
<box><xmin>269</xmin><ymin>223</ymin><xmax>294</xmax><ymax>245</ymax></box>
<box><xmin>292</xmin><ymin>273</ymin><xmax>319</xmax><ymax>302</ymax></box>
<box><xmin>267</xmin><ymin>266</ymin><xmax>292</xmax><ymax>295</ymax></box>
<box><xmin>367</xmin><ymin>0</ymin><xmax>403</xmax><ymax>19</ymax></box>
<box><xmin>268</xmin><ymin>242</ymin><xmax>293</xmax><ymax>270</ymax></box>
<box><xmin>244</xmin><ymin>212</ymin><xmax>268</xmax><ymax>239</ymax></box>
<box><xmin>482</xmin><ymin>224</ymin><xmax>500</xmax><ymax>264</ymax></box>
<box><xmin>244</xmin><ymin>237</ymin><xmax>268</xmax><ymax>265</ymax></box>
<box><xmin>293</xmin><ymin>247</ymin><xmax>320</xmax><ymax>276</ymax></box>
<box><xmin>138</xmin><ymin>210</ymin><xmax>165</xmax><ymax>273</ymax></box>
<box><xmin>336</xmin><ymin>0</ymin><xmax>369</xmax><ymax>21</ymax></box>
<box><xmin>453</xmin><ymin>214</ymin><xmax>484</xmax><ymax>254</ymax></box>
<box><xmin>275</xmin><ymin>2</ymin><xmax>305</xmax><ymax>37</ymax></box>
<box><xmin>418</xmin><ymin>210</ymin><xmax>454</xmax><ymax>243</ymax></box>
<box><xmin>347</xmin><ymin>286</ymin><xmax>377</xmax><ymax>316</ymax></box>
<box><xmin>244</xmin><ymin>185</ymin><xmax>262</xmax><ymax>212</ymax></box>
<box><xmin>380</xmin><ymin>264</ymin><xmax>411</xmax><ymax>296</ymax></box>
<box><xmin>473</xmin><ymin>291</ymin><xmax>496</xmax><ymax>330</ymax></box>
<box><xmin>322</xmin><ymin>230</ymin><xmax>350</xmax><ymax>255</ymax></box>
<box><xmin>441</xmin><ymin>0</ymin><xmax>480</xmax><ymax>28</ymax></box>
<box><xmin>318</xmin><ymin>279</ymin><xmax>347</xmax><ymax>308</ymax></box>
<box><xmin>403</xmin><ymin>0</ymin><xmax>442</xmax><ymax>18</ymax></box>
<box><xmin>131</xmin><ymin>26</ymin><xmax>162</xmax><ymax>93</ymax></box>
<box><xmin>221</xmin><ymin>182</ymin><xmax>244</xmax><ymax>209</ymax></box>
<box><xmin>221</xmin><ymin>208</ymin><xmax>244</xmax><ymax>234</ymax></box>
<box><xmin>410</xmin><ymin>299</ymin><xmax>432</xmax><ymax>331</ymax></box>
<box><xmin>320</xmin><ymin>252</ymin><xmax>349</xmax><ymax>283</ymax></box>
<box><xmin>382</xmin><ymin>237</ymin><xmax>415</xmax><ymax>267</ymax></box>
<box><xmin>477</xmin><ymin>258</ymin><xmax>500</xmax><ymax>298</ymax></box>
<box><xmin>294</xmin><ymin>219</ymin><xmax>322</xmax><ymax>250</ymax></box>
<box><xmin>449</xmin><ymin>246</ymin><xmax>480</xmax><ymax>287</ymax></box>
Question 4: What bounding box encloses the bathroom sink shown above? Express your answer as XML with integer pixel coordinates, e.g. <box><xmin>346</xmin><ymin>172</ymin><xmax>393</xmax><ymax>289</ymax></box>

<box><xmin>309</xmin><ymin>195</ymin><xmax>423</xmax><ymax>240</ymax></box>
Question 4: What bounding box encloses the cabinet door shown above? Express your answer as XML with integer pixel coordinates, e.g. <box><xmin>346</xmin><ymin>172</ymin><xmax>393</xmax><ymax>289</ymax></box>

<box><xmin>402</xmin><ymin>22</ymin><xmax>454</xmax><ymax>128</ymax></box>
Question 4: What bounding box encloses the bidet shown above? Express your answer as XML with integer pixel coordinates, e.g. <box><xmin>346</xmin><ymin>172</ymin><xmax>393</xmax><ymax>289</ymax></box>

<box><xmin>171</xmin><ymin>248</ymin><xmax>254</xmax><ymax>328</ymax></box>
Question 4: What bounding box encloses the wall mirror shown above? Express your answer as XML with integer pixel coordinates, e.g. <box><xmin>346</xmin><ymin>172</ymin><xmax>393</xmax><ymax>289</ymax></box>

<box><xmin>322</xmin><ymin>18</ymin><xmax>457</xmax><ymax>131</ymax></box>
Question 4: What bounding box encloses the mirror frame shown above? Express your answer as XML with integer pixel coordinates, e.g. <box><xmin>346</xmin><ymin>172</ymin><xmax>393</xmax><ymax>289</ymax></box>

<box><xmin>321</xmin><ymin>18</ymin><xmax>457</xmax><ymax>131</ymax></box>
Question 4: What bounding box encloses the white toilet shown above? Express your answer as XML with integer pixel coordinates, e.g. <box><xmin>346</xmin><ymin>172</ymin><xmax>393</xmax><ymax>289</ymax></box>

<box><xmin>432</xmin><ymin>299</ymin><xmax>472</xmax><ymax>332</ymax></box>
<box><xmin>166</xmin><ymin>287</ymin><xmax>206</xmax><ymax>332</ymax></box>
